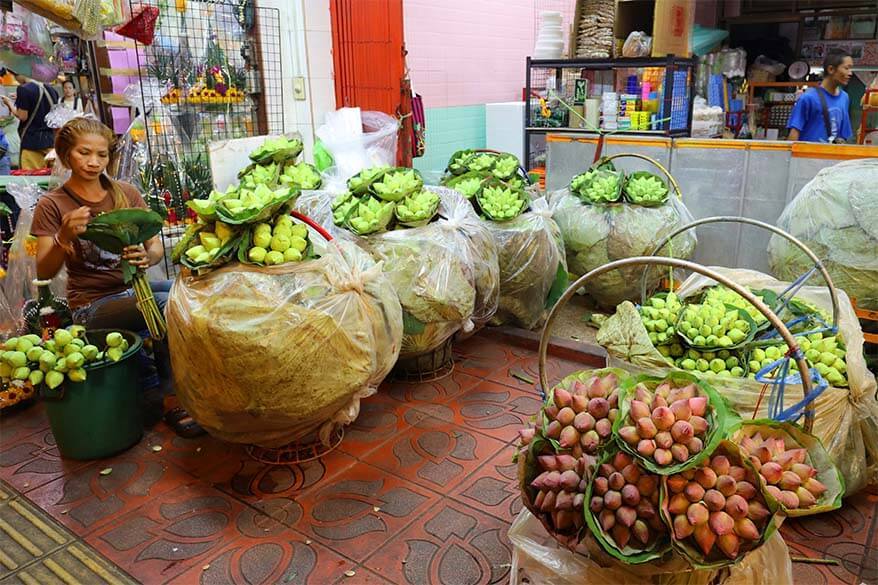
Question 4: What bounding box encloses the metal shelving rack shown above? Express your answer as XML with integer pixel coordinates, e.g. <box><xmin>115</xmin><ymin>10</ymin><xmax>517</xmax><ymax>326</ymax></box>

<box><xmin>524</xmin><ymin>55</ymin><xmax>696</xmax><ymax>171</ymax></box>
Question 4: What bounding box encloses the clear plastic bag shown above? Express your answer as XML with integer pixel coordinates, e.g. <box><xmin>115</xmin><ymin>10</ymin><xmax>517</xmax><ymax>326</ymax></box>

<box><xmin>484</xmin><ymin>196</ymin><xmax>567</xmax><ymax>329</ymax></box>
<box><xmin>165</xmin><ymin>241</ymin><xmax>403</xmax><ymax>447</ymax></box>
<box><xmin>622</xmin><ymin>31</ymin><xmax>652</xmax><ymax>58</ymax></box>
<box><xmin>549</xmin><ymin>189</ymin><xmax>697</xmax><ymax>308</ymax></box>
<box><xmin>769</xmin><ymin>159</ymin><xmax>878</xmax><ymax>310</ymax></box>
<box><xmin>295</xmin><ymin>187</ymin><xmax>499</xmax><ymax>358</ymax></box>
<box><xmin>2</xmin><ymin>182</ymin><xmax>64</xmax><ymax>324</ymax></box>
<box><xmin>315</xmin><ymin>108</ymin><xmax>399</xmax><ymax>182</ymax></box>
<box><xmin>596</xmin><ymin>266</ymin><xmax>878</xmax><ymax>495</ymax></box>
<box><xmin>508</xmin><ymin>509</ymin><xmax>793</xmax><ymax>584</ymax></box>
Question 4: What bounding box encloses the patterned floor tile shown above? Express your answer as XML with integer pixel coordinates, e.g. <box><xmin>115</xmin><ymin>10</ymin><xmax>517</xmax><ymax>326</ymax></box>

<box><xmin>211</xmin><ymin>447</ymin><xmax>358</xmax><ymax>506</ymax></box>
<box><xmin>361</xmin><ymin>419</ymin><xmax>506</xmax><ymax>494</ymax></box>
<box><xmin>337</xmin><ymin>394</ymin><xmax>429</xmax><ymax>460</ymax></box>
<box><xmin>488</xmin><ymin>353</ymin><xmax>591</xmax><ymax>395</ymax></box>
<box><xmin>449</xmin><ymin>445</ymin><xmax>522</xmax><ymax>525</ymax></box>
<box><xmin>0</xmin><ymin>401</ymin><xmax>50</xmax><ymax>444</ymax></box>
<box><xmin>0</xmin><ymin>428</ymin><xmax>91</xmax><ymax>493</ymax></box>
<box><xmin>88</xmin><ymin>482</ymin><xmax>245</xmax><ymax>583</ymax></box>
<box><xmin>408</xmin><ymin>380</ymin><xmax>541</xmax><ymax>444</ymax></box>
<box><xmin>381</xmin><ymin>370</ymin><xmax>482</xmax><ymax>406</ymax></box>
<box><xmin>23</xmin><ymin>454</ymin><xmax>194</xmax><ymax>538</ymax></box>
<box><xmin>138</xmin><ymin>424</ymin><xmax>242</xmax><ymax>477</ymax></box>
<box><xmin>452</xmin><ymin>337</ymin><xmax>521</xmax><ymax>379</ymax></box>
<box><xmin>332</xmin><ymin>566</ymin><xmax>394</xmax><ymax>584</ymax></box>
<box><xmin>174</xmin><ymin>532</ymin><xmax>353</xmax><ymax>585</ymax></box>
<box><xmin>363</xmin><ymin>499</ymin><xmax>511</xmax><ymax>585</ymax></box>
<box><xmin>785</xmin><ymin>541</ymin><xmax>852</xmax><ymax>585</ymax></box>
<box><xmin>293</xmin><ymin>461</ymin><xmax>441</xmax><ymax>564</ymax></box>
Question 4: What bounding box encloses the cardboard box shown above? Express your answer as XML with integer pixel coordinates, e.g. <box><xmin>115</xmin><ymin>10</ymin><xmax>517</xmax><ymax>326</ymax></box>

<box><xmin>651</xmin><ymin>0</ymin><xmax>694</xmax><ymax>58</ymax></box>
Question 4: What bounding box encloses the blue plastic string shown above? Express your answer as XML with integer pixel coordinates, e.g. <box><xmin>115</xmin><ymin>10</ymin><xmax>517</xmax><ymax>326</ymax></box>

<box><xmin>755</xmin><ymin>347</ymin><xmax>829</xmax><ymax>423</ymax></box>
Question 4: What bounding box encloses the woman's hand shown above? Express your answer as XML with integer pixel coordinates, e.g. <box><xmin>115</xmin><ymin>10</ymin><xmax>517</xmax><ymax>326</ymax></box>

<box><xmin>57</xmin><ymin>206</ymin><xmax>91</xmax><ymax>245</ymax></box>
<box><xmin>122</xmin><ymin>244</ymin><xmax>151</xmax><ymax>269</ymax></box>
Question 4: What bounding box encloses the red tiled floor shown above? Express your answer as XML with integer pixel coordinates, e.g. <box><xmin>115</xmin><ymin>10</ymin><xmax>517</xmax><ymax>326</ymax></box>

<box><xmin>0</xmin><ymin>427</ymin><xmax>91</xmax><ymax>493</ymax></box>
<box><xmin>363</xmin><ymin>498</ymin><xmax>512</xmax><ymax>585</ymax></box>
<box><xmin>292</xmin><ymin>460</ymin><xmax>441</xmax><ymax>563</ymax></box>
<box><xmin>360</xmin><ymin>417</ymin><xmax>507</xmax><ymax>494</ymax></box>
<box><xmin>406</xmin><ymin>379</ymin><xmax>542</xmax><ymax>444</ymax></box>
<box><xmin>24</xmin><ymin>452</ymin><xmax>195</xmax><ymax>537</ymax></box>
<box><xmin>449</xmin><ymin>444</ymin><xmax>522</xmax><ymax>525</ymax></box>
<box><xmin>1</xmin><ymin>329</ymin><xmax>875</xmax><ymax>585</ymax></box>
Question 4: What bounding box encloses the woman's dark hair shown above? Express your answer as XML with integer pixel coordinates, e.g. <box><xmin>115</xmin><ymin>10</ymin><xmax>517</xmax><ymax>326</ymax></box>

<box><xmin>62</xmin><ymin>79</ymin><xmax>75</xmax><ymax>88</ymax></box>
<box><xmin>823</xmin><ymin>48</ymin><xmax>851</xmax><ymax>74</ymax></box>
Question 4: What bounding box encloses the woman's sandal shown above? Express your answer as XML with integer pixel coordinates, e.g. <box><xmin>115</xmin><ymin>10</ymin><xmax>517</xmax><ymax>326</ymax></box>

<box><xmin>163</xmin><ymin>407</ymin><xmax>207</xmax><ymax>439</ymax></box>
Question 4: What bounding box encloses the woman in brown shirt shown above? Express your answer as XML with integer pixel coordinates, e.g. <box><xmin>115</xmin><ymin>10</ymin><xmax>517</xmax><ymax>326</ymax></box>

<box><xmin>31</xmin><ymin>117</ymin><xmax>203</xmax><ymax>437</ymax></box>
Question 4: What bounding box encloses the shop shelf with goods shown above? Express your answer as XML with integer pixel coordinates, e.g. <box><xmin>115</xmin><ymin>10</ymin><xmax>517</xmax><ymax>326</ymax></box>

<box><xmin>524</xmin><ymin>55</ymin><xmax>696</xmax><ymax>172</ymax></box>
<box><xmin>129</xmin><ymin>0</ymin><xmax>284</xmax><ymax>279</ymax></box>
<box><xmin>748</xmin><ymin>81</ymin><xmax>819</xmax><ymax>137</ymax></box>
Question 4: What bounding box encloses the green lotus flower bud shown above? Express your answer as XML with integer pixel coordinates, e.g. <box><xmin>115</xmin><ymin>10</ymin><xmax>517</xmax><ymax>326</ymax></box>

<box><xmin>28</xmin><ymin>370</ymin><xmax>43</xmax><ymax>386</ymax></box>
<box><xmin>54</xmin><ymin>359</ymin><xmax>68</xmax><ymax>373</ymax></box>
<box><xmin>696</xmin><ymin>358</ymin><xmax>710</xmax><ymax>372</ymax></box>
<box><xmin>290</xmin><ymin>224</ymin><xmax>308</xmax><ymax>239</ymax></box>
<box><xmin>252</xmin><ymin>230</ymin><xmax>272</xmax><ymax>249</ymax></box>
<box><xmin>725</xmin><ymin>357</ymin><xmax>738</xmax><ymax>369</ymax></box>
<box><xmin>273</xmin><ymin>224</ymin><xmax>292</xmax><ymax>239</ymax></box>
<box><xmin>39</xmin><ymin>351</ymin><xmax>57</xmax><ymax>372</ymax></box>
<box><xmin>710</xmin><ymin>358</ymin><xmax>726</xmax><ymax>373</ymax></box>
<box><xmin>64</xmin><ymin>343</ymin><xmax>82</xmax><ymax>356</ymax></box>
<box><xmin>270</xmin><ymin>233</ymin><xmax>291</xmax><ymax>253</ymax></box>
<box><xmin>106</xmin><ymin>332</ymin><xmax>124</xmax><ymax>348</ymax></box>
<box><xmin>728</xmin><ymin>329</ymin><xmax>746</xmax><ymax>344</ymax></box>
<box><xmin>693</xmin><ymin>335</ymin><xmax>706</xmax><ymax>346</ymax></box>
<box><xmin>0</xmin><ymin>362</ymin><xmax>11</xmax><ymax>378</ymax></box>
<box><xmin>45</xmin><ymin>371</ymin><xmax>64</xmax><ymax>390</ymax></box>
<box><xmin>819</xmin><ymin>352</ymin><xmax>837</xmax><ymax>366</ymax></box>
<box><xmin>3</xmin><ymin>337</ymin><xmax>19</xmax><ymax>351</ymax></box>
<box><xmin>68</xmin><ymin>368</ymin><xmax>87</xmax><ymax>383</ymax></box>
<box><xmin>255</xmin><ymin>222</ymin><xmax>272</xmax><ymax>234</ymax></box>
<box><xmin>69</xmin><ymin>325</ymin><xmax>86</xmax><ymax>339</ymax></box>
<box><xmin>249</xmin><ymin>247</ymin><xmax>268</xmax><ymax>263</ymax></box>
<box><xmin>680</xmin><ymin>358</ymin><xmax>696</xmax><ymax>370</ymax></box>
<box><xmin>16</xmin><ymin>338</ymin><xmax>33</xmax><ymax>354</ymax></box>
<box><xmin>283</xmin><ymin>247</ymin><xmax>302</xmax><ymax>262</ymax></box>
<box><xmin>289</xmin><ymin>236</ymin><xmax>307</xmax><ymax>253</ymax></box>
<box><xmin>265</xmin><ymin>250</ymin><xmax>285</xmax><ymax>265</ymax></box>
<box><xmin>66</xmin><ymin>352</ymin><xmax>85</xmax><ymax>369</ymax></box>
<box><xmin>54</xmin><ymin>329</ymin><xmax>73</xmax><ymax>348</ymax></box>
<box><xmin>730</xmin><ymin>366</ymin><xmax>744</xmax><ymax>377</ymax></box>
<box><xmin>26</xmin><ymin>346</ymin><xmax>44</xmax><ymax>362</ymax></box>
<box><xmin>106</xmin><ymin>347</ymin><xmax>124</xmax><ymax>362</ymax></box>
<box><xmin>705</xmin><ymin>335</ymin><xmax>719</xmax><ymax>346</ymax></box>
<box><xmin>23</xmin><ymin>334</ymin><xmax>42</xmax><ymax>346</ymax></box>
<box><xmin>13</xmin><ymin>366</ymin><xmax>30</xmax><ymax>380</ymax></box>
<box><xmin>275</xmin><ymin>215</ymin><xmax>293</xmax><ymax>229</ymax></box>
<box><xmin>7</xmin><ymin>351</ymin><xmax>27</xmax><ymax>368</ymax></box>
<box><xmin>82</xmin><ymin>345</ymin><xmax>99</xmax><ymax>361</ymax></box>
<box><xmin>718</xmin><ymin>335</ymin><xmax>734</xmax><ymax>347</ymax></box>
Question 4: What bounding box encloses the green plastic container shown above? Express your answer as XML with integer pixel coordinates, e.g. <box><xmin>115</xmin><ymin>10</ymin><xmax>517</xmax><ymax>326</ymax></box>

<box><xmin>43</xmin><ymin>329</ymin><xmax>144</xmax><ymax>460</ymax></box>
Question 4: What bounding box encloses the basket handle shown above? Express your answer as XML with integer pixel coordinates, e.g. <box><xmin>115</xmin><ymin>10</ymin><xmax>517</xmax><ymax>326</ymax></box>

<box><xmin>593</xmin><ymin>152</ymin><xmax>683</xmax><ymax>201</ymax></box>
<box><xmin>539</xmin><ymin>256</ymin><xmax>815</xmax><ymax>433</ymax></box>
<box><xmin>290</xmin><ymin>210</ymin><xmax>334</xmax><ymax>242</ymax></box>
<box><xmin>641</xmin><ymin>216</ymin><xmax>840</xmax><ymax>331</ymax></box>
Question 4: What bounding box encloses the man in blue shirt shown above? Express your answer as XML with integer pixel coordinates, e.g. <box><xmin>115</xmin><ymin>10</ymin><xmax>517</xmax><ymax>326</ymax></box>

<box><xmin>0</xmin><ymin>68</ymin><xmax>58</xmax><ymax>169</ymax></box>
<box><xmin>787</xmin><ymin>49</ymin><xmax>853</xmax><ymax>143</ymax></box>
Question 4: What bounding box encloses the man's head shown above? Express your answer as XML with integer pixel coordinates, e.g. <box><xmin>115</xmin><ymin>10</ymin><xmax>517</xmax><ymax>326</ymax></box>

<box><xmin>823</xmin><ymin>49</ymin><xmax>854</xmax><ymax>86</ymax></box>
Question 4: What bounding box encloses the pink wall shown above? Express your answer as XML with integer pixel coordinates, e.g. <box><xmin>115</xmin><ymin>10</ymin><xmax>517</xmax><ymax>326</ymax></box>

<box><xmin>404</xmin><ymin>0</ymin><xmax>574</xmax><ymax>108</ymax></box>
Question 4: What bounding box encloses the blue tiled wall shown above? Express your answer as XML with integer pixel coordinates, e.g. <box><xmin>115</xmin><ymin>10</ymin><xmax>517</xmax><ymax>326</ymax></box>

<box><xmin>413</xmin><ymin>105</ymin><xmax>486</xmax><ymax>177</ymax></box>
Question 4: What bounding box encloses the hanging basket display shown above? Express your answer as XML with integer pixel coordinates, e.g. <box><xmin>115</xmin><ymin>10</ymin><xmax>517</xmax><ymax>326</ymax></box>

<box><xmin>115</xmin><ymin>5</ymin><xmax>159</xmax><ymax>45</ymax></box>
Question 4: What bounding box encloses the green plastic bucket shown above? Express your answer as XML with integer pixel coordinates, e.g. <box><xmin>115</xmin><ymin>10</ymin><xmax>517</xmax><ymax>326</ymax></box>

<box><xmin>43</xmin><ymin>329</ymin><xmax>144</xmax><ymax>460</ymax></box>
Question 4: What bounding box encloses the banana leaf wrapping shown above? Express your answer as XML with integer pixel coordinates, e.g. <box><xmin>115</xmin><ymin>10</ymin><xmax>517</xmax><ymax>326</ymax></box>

<box><xmin>660</xmin><ymin>440</ymin><xmax>783</xmax><ymax>570</ymax></box>
<box><xmin>79</xmin><ymin>208</ymin><xmax>164</xmax><ymax>283</ymax></box>
<box><xmin>508</xmin><ymin>508</ymin><xmax>792</xmax><ymax>585</ymax></box>
<box><xmin>614</xmin><ymin>372</ymin><xmax>736</xmax><ymax>475</ymax></box>
<box><xmin>166</xmin><ymin>242</ymin><xmax>403</xmax><ymax>447</ymax></box>
<box><xmin>482</xmin><ymin>197</ymin><xmax>567</xmax><ymax>329</ymax></box>
<box><xmin>295</xmin><ymin>187</ymin><xmax>499</xmax><ymax>357</ymax></box>
<box><xmin>729</xmin><ymin>420</ymin><xmax>844</xmax><ymax>517</ymax></box>
<box><xmin>548</xmin><ymin>189</ymin><xmax>696</xmax><ymax>308</ymax></box>
<box><xmin>583</xmin><ymin>445</ymin><xmax>676</xmax><ymax>565</ymax></box>
<box><xmin>595</xmin><ymin>267</ymin><xmax>878</xmax><ymax>495</ymax></box>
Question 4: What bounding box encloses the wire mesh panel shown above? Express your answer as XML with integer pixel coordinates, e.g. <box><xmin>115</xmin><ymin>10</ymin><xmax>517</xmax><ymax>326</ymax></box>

<box><xmin>129</xmin><ymin>0</ymin><xmax>283</xmax><ymax>278</ymax></box>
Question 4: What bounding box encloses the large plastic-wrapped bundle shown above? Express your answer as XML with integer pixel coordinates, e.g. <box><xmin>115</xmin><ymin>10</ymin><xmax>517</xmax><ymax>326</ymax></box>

<box><xmin>595</xmin><ymin>267</ymin><xmax>878</xmax><ymax>494</ymax></box>
<box><xmin>296</xmin><ymin>187</ymin><xmax>499</xmax><ymax>358</ymax></box>
<box><xmin>769</xmin><ymin>159</ymin><xmax>878</xmax><ymax>310</ymax></box>
<box><xmin>482</xmin><ymin>197</ymin><xmax>567</xmax><ymax>329</ymax></box>
<box><xmin>166</xmin><ymin>241</ymin><xmax>403</xmax><ymax>447</ymax></box>
<box><xmin>549</xmin><ymin>189</ymin><xmax>696</xmax><ymax>308</ymax></box>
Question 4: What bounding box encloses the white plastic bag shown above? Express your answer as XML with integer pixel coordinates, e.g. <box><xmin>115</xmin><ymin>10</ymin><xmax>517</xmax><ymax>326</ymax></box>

<box><xmin>315</xmin><ymin>108</ymin><xmax>399</xmax><ymax>182</ymax></box>
<box><xmin>295</xmin><ymin>187</ymin><xmax>499</xmax><ymax>358</ymax></box>
<box><xmin>622</xmin><ymin>31</ymin><xmax>652</xmax><ymax>58</ymax></box>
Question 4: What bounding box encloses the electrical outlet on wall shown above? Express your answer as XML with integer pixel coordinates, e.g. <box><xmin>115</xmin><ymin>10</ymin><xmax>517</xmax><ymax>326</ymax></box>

<box><xmin>293</xmin><ymin>77</ymin><xmax>306</xmax><ymax>100</ymax></box>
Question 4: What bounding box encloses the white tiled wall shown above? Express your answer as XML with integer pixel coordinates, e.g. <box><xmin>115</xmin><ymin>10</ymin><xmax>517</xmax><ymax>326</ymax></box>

<box><xmin>258</xmin><ymin>0</ymin><xmax>335</xmax><ymax>161</ymax></box>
